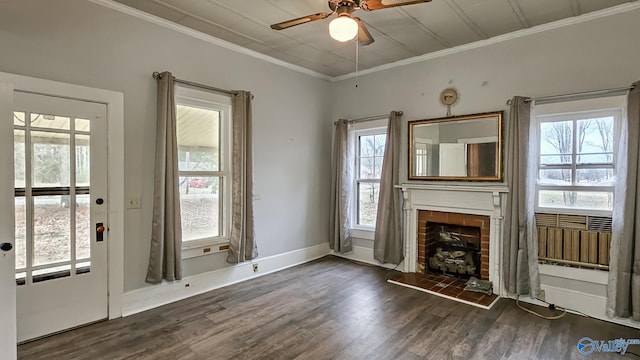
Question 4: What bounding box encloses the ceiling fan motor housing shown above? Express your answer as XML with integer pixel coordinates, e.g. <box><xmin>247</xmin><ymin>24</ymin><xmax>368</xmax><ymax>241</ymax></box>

<box><xmin>330</xmin><ymin>1</ymin><xmax>360</xmax><ymax>10</ymax></box>
<box><xmin>272</xmin><ymin>0</ymin><xmax>431</xmax><ymax>44</ymax></box>
<box><xmin>337</xmin><ymin>6</ymin><xmax>355</xmax><ymax>17</ymax></box>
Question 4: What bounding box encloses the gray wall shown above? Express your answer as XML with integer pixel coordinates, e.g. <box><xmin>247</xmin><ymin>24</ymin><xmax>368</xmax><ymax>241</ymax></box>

<box><xmin>332</xmin><ymin>8</ymin><xmax>640</xmax><ymax>248</ymax></box>
<box><xmin>0</xmin><ymin>0</ymin><xmax>332</xmax><ymax>291</ymax></box>
<box><xmin>3</xmin><ymin>0</ymin><xmax>639</xmax><ymax>291</ymax></box>
<box><xmin>331</xmin><ymin>8</ymin><xmax>640</xmax><ymax>184</ymax></box>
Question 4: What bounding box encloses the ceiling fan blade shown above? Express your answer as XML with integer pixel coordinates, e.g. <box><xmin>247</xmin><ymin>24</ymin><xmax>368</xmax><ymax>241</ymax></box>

<box><xmin>353</xmin><ymin>17</ymin><xmax>374</xmax><ymax>46</ymax></box>
<box><xmin>360</xmin><ymin>0</ymin><xmax>432</xmax><ymax>11</ymax></box>
<box><xmin>270</xmin><ymin>12</ymin><xmax>331</xmax><ymax>30</ymax></box>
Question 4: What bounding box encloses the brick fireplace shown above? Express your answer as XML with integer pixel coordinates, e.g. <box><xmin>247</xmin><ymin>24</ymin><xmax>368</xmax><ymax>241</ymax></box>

<box><xmin>398</xmin><ymin>183</ymin><xmax>509</xmax><ymax>296</ymax></box>
<box><xmin>417</xmin><ymin>210</ymin><xmax>491</xmax><ymax>280</ymax></box>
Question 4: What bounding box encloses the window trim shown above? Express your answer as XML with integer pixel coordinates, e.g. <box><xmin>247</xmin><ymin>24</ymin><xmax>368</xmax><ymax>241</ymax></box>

<box><xmin>351</xmin><ymin>124</ymin><xmax>387</xmax><ymax>232</ymax></box>
<box><xmin>175</xmin><ymin>86</ymin><xmax>232</xmax><ymax>253</ymax></box>
<box><xmin>533</xmin><ymin>107</ymin><xmax>621</xmax><ymax>216</ymax></box>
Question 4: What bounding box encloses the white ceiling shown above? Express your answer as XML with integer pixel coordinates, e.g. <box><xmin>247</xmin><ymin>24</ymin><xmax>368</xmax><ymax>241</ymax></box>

<box><xmin>112</xmin><ymin>0</ymin><xmax>636</xmax><ymax>77</ymax></box>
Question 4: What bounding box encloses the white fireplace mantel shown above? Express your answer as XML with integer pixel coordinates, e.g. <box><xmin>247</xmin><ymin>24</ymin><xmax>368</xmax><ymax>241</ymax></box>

<box><xmin>397</xmin><ymin>183</ymin><xmax>509</xmax><ymax>296</ymax></box>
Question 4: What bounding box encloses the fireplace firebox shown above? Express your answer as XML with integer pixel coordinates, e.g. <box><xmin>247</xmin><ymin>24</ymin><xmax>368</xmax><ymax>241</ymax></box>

<box><xmin>417</xmin><ymin>210</ymin><xmax>491</xmax><ymax>280</ymax></box>
<box><xmin>425</xmin><ymin>222</ymin><xmax>480</xmax><ymax>279</ymax></box>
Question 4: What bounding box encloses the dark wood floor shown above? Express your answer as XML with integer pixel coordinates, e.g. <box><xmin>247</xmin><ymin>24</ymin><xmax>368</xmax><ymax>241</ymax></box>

<box><xmin>18</xmin><ymin>256</ymin><xmax>640</xmax><ymax>359</ymax></box>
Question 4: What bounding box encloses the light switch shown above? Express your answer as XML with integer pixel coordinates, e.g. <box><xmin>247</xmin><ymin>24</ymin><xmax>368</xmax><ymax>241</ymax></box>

<box><xmin>127</xmin><ymin>196</ymin><xmax>141</xmax><ymax>209</ymax></box>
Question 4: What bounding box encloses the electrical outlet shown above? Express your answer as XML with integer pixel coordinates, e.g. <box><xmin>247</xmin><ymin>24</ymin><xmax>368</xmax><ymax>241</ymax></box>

<box><xmin>538</xmin><ymin>289</ymin><xmax>546</xmax><ymax>302</ymax></box>
<box><xmin>253</xmin><ymin>263</ymin><xmax>258</xmax><ymax>272</ymax></box>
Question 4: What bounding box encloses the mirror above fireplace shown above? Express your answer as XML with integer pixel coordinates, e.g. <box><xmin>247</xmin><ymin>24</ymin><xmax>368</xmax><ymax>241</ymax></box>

<box><xmin>408</xmin><ymin>111</ymin><xmax>503</xmax><ymax>181</ymax></box>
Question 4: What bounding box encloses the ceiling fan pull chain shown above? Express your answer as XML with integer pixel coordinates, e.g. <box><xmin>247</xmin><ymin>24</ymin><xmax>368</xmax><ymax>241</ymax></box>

<box><xmin>355</xmin><ymin>37</ymin><xmax>359</xmax><ymax>88</ymax></box>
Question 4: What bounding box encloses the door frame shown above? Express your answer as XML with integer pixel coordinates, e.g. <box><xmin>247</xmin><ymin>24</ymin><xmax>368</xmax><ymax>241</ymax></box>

<box><xmin>0</xmin><ymin>82</ymin><xmax>17</xmax><ymax>359</ymax></box>
<box><xmin>0</xmin><ymin>71</ymin><xmax>125</xmax><ymax>321</ymax></box>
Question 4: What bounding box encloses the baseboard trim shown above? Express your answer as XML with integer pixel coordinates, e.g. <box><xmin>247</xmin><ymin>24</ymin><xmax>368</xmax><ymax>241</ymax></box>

<box><xmin>121</xmin><ymin>243</ymin><xmax>330</xmax><ymax>316</ymax></box>
<box><xmin>331</xmin><ymin>245</ymin><xmax>403</xmax><ymax>270</ymax></box>
<box><xmin>513</xmin><ymin>287</ymin><xmax>640</xmax><ymax>330</ymax></box>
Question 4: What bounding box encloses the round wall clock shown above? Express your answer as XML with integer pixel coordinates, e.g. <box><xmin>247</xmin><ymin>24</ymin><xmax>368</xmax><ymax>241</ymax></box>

<box><xmin>440</xmin><ymin>88</ymin><xmax>458</xmax><ymax>106</ymax></box>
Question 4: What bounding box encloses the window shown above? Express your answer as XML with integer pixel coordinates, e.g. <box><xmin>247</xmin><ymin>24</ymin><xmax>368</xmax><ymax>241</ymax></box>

<box><xmin>535</xmin><ymin>106</ymin><xmax>621</xmax><ymax>214</ymax></box>
<box><xmin>353</xmin><ymin>126</ymin><xmax>386</xmax><ymax>228</ymax></box>
<box><xmin>175</xmin><ymin>86</ymin><xmax>231</xmax><ymax>248</ymax></box>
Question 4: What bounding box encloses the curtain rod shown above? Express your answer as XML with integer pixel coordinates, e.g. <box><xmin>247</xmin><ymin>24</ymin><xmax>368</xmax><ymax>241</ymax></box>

<box><xmin>506</xmin><ymin>85</ymin><xmax>635</xmax><ymax>105</ymax></box>
<box><xmin>152</xmin><ymin>71</ymin><xmax>238</xmax><ymax>96</ymax></box>
<box><xmin>334</xmin><ymin>111</ymin><xmax>403</xmax><ymax>125</ymax></box>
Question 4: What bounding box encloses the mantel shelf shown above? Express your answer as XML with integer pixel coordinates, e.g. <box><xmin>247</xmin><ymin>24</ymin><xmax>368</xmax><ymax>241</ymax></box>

<box><xmin>395</xmin><ymin>183</ymin><xmax>509</xmax><ymax>194</ymax></box>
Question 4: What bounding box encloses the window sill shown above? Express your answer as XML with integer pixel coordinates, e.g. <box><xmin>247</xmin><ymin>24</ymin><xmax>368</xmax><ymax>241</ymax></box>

<box><xmin>351</xmin><ymin>228</ymin><xmax>375</xmax><ymax>241</ymax></box>
<box><xmin>182</xmin><ymin>239</ymin><xmax>230</xmax><ymax>259</ymax></box>
<box><xmin>535</xmin><ymin>208</ymin><xmax>612</xmax><ymax>218</ymax></box>
<box><xmin>538</xmin><ymin>263</ymin><xmax>608</xmax><ymax>284</ymax></box>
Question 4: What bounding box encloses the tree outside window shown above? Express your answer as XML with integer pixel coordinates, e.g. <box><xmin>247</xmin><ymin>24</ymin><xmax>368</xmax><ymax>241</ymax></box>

<box><xmin>355</xmin><ymin>131</ymin><xmax>386</xmax><ymax>227</ymax></box>
<box><xmin>537</xmin><ymin>111</ymin><xmax>618</xmax><ymax>212</ymax></box>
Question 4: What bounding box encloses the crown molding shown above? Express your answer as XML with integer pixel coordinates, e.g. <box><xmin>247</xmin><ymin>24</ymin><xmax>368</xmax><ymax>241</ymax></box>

<box><xmin>88</xmin><ymin>0</ymin><xmax>333</xmax><ymax>81</ymax></box>
<box><xmin>331</xmin><ymin>1</ymin><xmax>640</xmax><ymax>81</ymax></box>
<box><xmin>90</xmin><ymin>0</ymin><xmax>640</xmax><ymax>82</ymax></box>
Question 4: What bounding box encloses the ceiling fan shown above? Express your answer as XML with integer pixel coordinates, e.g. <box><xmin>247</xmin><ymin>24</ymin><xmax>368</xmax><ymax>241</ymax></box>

<box><xmin>270</xmin><ymin>0</ymin><xmax>432</xmax><ymax>45</ymax></box>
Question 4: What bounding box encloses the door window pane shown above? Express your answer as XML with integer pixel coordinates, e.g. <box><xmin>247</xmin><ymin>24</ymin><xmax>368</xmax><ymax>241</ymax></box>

<box><xmin>15</xmin><ymin>129</ymin><xmax>25</xmax><ymax>188</ymax></box>
<box><xmin>76</xmin><ymin>195</ymin><xmax>91</xmax><ymax>260</ymax></box>
<box><xmin>14</xmin><ymin>111</ymin><xmax>25</xmax><ymax>126</ymax></box>
<box><xmin>177</xmin><ymin>105</ymin><xmax>220</xmax><ymax>171</ymax></box>
<box><xmin>76</xmin><ymin>134</ymin><xmax>90</xmax><ymax>186</ymax></box>
<box><xmin>16</xmin><ymin>272</ymin><xmax>26</xmax><ymax>286</ymax></box>
<box><xmin>33</xmin><ymin>196</ymin><xmax>71</xmax><ymax>266</ymax></box>
<box><xmin>180</xmin><ymin>177</ymin><xmax>220</xmax><ymax>241</ymax></box>
<box><xmin>75</xmin><ymin>118</ymin><xmax>90</xmax><ymax>132</ymax></box>
<box><xmin>15</xmin><ymin>197</ymin><xmax>26</xmax><ymax>269</ymax></box>
<box><xmin>76</xmin><ymin>261</ymin><xmax>91</xmax><ymax>274</ymax></box>
<box><xmin>30</xmin><ymin>113</ymin><xmax>70</xmax><ymax>130</ymax></box>
<box><xmin>32</xmin><ymin>264</ymin><xmax>71</xmax><ymax>283</ymax></box>
<box><xmin>32</xmin><ymin>131</ymin><xmax>70</xmax><ymax>187</ymax></box>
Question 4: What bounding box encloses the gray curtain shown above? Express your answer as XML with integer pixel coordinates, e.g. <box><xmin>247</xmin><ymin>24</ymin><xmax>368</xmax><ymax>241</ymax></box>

<box><xmin>502</xmin><ymin>96</ymin><xmax>540</xmax><ymax>297</ymax></box>
<box><xmin>329</xmin><ymin>120</ymin><xmax>353</xmax><ymax>253</ymax></box>
<box><xmin>226</xmin><ymin>90</ymin><xmax>258</xmax><ymax>263</ymax></box>
<box><xmin>146</xmin><ymin>71</ymin><xmax>182</xmax><ymax>283</ymax></box>
<box><xmin>374</xmin><ymin>111</ymin><xmax>403</xmax><ymax>264</ymax></box>
<box><xmin>607</xmin><ymin>81</ymin><xmax>640</xmax><ymax>321</ymax></box>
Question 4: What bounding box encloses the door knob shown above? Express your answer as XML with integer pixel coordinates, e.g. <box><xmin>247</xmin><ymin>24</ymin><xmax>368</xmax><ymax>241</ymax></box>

<box><xmin>96</xmin><ymin>223</ymin><xmax>105</xmax><ymax>242</ymax></box>
<box><xmin>0</xmin><ymin>243</ymin><xmax>13</xmax><ymax>252</ymax></box>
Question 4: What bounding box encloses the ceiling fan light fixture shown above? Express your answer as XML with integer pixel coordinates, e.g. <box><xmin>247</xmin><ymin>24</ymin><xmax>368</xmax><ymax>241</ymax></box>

<box><xmin>329</xmin><ymin>16</ymin><xmax>358</xmax><ymax>42</ymax></box>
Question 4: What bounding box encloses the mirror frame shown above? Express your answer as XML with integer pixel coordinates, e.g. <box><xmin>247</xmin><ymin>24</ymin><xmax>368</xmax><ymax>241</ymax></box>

<box><xmin>408</xmin><ymin>111</ymin><xmax>503</xmax><ymax>181</ymax></box>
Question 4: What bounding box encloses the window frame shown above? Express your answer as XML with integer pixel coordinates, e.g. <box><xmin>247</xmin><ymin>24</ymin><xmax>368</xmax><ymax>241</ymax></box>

<box><xmin>175</xmin><ymin>86</ymin><xmax>232</xmax><ymax>254</ymax></box>
<box><xmin>350</xmin><ymin>121</ymin><xmax>387</xmax><ymax>233</ymax></box>
<box><xmin>533</xmin><ymin>107</ymin><xmax>622</xmax><ymax>217</ymax></box>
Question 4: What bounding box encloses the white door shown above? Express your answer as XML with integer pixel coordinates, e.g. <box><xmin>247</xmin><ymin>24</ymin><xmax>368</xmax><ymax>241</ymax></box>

<box><xmin>439</xmin><ymin>143</ymin><xmax>467</xmax><ymax>176</ymax></box>
<box><xmin>0</xmin><ymin>83</ymin><xmax>18</xmax><ymax>359</ymax></box>
<box><xmin>13</xmin><ymin>91</ymin><xmax>108</xmax><ymax>342</ymax></box>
